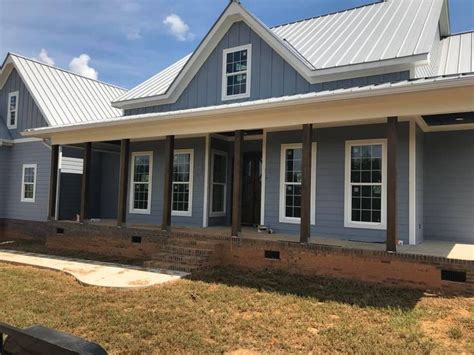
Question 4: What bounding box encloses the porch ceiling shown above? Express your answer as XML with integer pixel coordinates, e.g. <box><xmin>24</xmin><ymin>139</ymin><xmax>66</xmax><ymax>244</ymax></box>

<box><xmin>24</xmin><ymin>78</ymin><xmax>474</xmax><ymax>145</ymax></box>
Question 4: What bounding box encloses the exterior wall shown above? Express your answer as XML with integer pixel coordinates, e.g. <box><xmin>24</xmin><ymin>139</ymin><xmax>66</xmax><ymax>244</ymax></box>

<box><xmin>124</xmin><ymin>21</ymin><xmax>409</xmax><ymax>116</ymax></box>
<box><xmin>0</xmin><ymin>69</ymin><xmax>48</xmax><ymax>139</ymax></box>
<box><xmin>424</xmin><ymin>130</ymin><xmax>474</xmax><ymax>243</ymax></box>
<box><xmin>1</xmin><ymin>141</ymin><xmax>51</xmax><ymax>221</ymax></box>
<box><xmin>127</xmin><ymin>137</ymin><xmax>206</xmax><ymax>227</ymax></box>
<box><xmin>264</xmin><ymin>123</ymin><xmax>409</xmax><ymax>243</ymax></box>
<box><xmin>415</xmin><ymin>126</ymin><xmax>424</xmax><ymax>244</ymax></box>
<box><xmin>0</xmin><ymin>147</ymin><xmax>9</xmax><ymax>218</ymax></box>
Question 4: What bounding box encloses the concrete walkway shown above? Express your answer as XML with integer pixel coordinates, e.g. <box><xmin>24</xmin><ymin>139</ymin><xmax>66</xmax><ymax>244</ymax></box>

<box><xmin>0</xmin><ymin>250</ymin><xmax>189</xmax><ymax>288</ymax></box>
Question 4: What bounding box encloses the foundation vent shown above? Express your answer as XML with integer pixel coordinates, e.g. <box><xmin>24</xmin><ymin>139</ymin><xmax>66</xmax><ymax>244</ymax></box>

<box><xmin>264</xmin><ymin>250</ymin><xmax>280</xmax><ymax>260</ymax></box>
<box><xmin>441</xmin><ymin>270</ymin><xmax>466</xmax><ymax>283</ymax></box>
<box><xmin>131</xmin><ymin>236</ymin><xmax>142</xmax><ymax>244</ymax></box>
<box><xmin>56</xmin><ymin>228</ymin><xmax>64</xmax><ymax>234</ymax></box>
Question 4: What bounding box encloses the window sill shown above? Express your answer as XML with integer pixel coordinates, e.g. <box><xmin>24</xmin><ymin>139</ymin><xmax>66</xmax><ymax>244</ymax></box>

<box><xmin>129</xmin><ymin>209</ymin><xmax>151</xmax><ymax>215</ymax></box>
<box><xmin>20</xmin><ymin>199</ymin><xmax>35</xmax><ymax>203</ymax></box>
<box><xmin>172</xmin><ymin>211</ymin><xmax>192</xmax><ymax>217</ymax></box>
<box><xmin>210</xmin><ymin>212</ymin><xmax>226</xmax><ymax>218</ymax></box>
<box><xmin>221</xmin><ymin>92</ymin><xmax>250</xmax><ymax>101</ymax></box>
<box><xmin>344</xmin><ymin>221</ymin><xmax>386</xmax><ymax>230</ymax></box>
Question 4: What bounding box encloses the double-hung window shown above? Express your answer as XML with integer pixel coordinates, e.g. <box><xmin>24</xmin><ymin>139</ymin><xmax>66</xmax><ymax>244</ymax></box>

<box><xmin>279</xmin><ymin>143</ymin><xmax>316</xmax><ymax>224</ymax></box>
<box><xmin>7</xmin><ymin>91</ymin><xmax>19</xmax><ymax>129</ymax></box>
<box><xmin>130</xmin><ymin>152</ymin><xmax>153</xmax><ymax>214</ymax></box>
<box><xmin>222</xmin><ymin>44</ymin><xmax>251</xmax><ymax>100</ymax></box>
<box><xmin>172</xmin><ymin>149</ymin><xmax>194</xmax><ymax>216</ymax></box>
<box><xmin>21</xmin><ymin>164</ymin><xmax>36</xmax><ymax>203</ymax></box>
<box><xmin>344</xmin><ymin>139</ymin><xmax>387</xmax><ymax>229</ymax></box>
<box><xmin>210</xmin><ymin>151</ymin><xmax>227</xmax><ymax>217</ymax></box>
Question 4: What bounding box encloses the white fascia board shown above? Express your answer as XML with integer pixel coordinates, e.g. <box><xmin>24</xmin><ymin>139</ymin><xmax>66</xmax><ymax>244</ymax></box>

<box><xmin>23</xmin><ymin>74</ymin><xmax>474</xmax><ymax>138</ymax></box>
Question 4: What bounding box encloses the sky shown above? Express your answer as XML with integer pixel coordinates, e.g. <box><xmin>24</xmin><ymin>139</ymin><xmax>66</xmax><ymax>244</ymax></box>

<box><xmin>0</xmin><ymin>0</ymin><xmax>473</xmax><ymax>89</ymax></box>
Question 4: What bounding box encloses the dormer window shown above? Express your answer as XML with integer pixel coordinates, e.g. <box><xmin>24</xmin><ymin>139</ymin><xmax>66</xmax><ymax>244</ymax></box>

<box><xmin>222</xmin><ymin>44</ymin><xmax>251</xmax><ymax>101</ymax></box>
<box><xmin>7</xmin><ymin>91</ymin><xmax>19</xmax><ymax>129</ymax></box>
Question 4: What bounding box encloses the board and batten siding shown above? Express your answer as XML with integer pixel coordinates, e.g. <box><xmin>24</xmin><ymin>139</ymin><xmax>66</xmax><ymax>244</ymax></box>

<box><xmin>424</xmin><ymin>130</ymin><xmax>474</xmax><ymax>243</ymax></box>
<box><xmin>124</xmin><ymin>21</ymin><xmax>409</xmax><ymax>116</ymax></box>
<box><xmin>264</xmin><ymin>124</ymin><xmax>410</xmax><ymax>243</ymax></box>
<box><xmin>0</xmin><ymin>69</ymin><xmax>48</xmax><ymax>139</ymax></box>
<box><xmin>0</xmin><ymin>147</ymin><xmax>9</xmax><ymax>218</ymax></box>
<box><xmin>126</xmin><ymin>137</ymin><xmax>206</xmax><ymax>227</ymax></box>
<box><xmin>0</xmin><ymin>141</ymin><xmax>51</xmax><ymax>221</ymax></box>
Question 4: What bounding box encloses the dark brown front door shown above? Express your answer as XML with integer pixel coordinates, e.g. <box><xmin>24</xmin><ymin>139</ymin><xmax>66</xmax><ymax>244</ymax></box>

<box><xmin>241</xmin><ymin>151</ymin><xmax>262</xmax><ymax>226</ymax></box>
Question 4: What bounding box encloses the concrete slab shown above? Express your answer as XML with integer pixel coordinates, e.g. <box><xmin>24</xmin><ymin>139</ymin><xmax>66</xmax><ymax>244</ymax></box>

<box><xmin>0</xmin><ymin>250</ymin><xmax>189</xmax><ymax>288</ymax></box>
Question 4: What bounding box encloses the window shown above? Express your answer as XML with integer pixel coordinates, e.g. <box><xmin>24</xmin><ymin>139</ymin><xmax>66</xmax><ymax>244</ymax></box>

<box><xmin>130</xmin><ymin>152</ymin><xmax>153</xmax><ymax>214</ymax></box>
<box><xmin>172</xmin><ymin>149</ymin><xmax>194</xmax><ymax>216</ymax></box>
<box><xmin>210</xmin><ymin>151</ymin><xmax>227</xmax><ymax>217</ymax></box>
<box><xmin>279</xmin><ymin>143</ymin><xmax>316</xmax><ymax>224</ymax></box>
<box><xmin>7</xmin><ymin>91</ymin><xmax>19</xmax><ymax>129</ymax></box>
<box><xmin>344</xmin><ymin>139</ymin><xmax>387</xmax><ymax>229</ymax></box>
<box><xmin>21</xmin><ymin>164</ymin><xmax>36</xmax><ymax>202</ymax></box>
<box><xmin>222</xmin><ymin>44</ymin><xmax>251</xmax><ymax>100</ymax></box>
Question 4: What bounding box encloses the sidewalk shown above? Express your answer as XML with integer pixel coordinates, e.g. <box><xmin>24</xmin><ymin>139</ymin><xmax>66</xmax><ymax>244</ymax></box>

<box><xmin>0</xmin><ymin>250</ymin><xmax>188</xmax><ymax>288</ymax></box>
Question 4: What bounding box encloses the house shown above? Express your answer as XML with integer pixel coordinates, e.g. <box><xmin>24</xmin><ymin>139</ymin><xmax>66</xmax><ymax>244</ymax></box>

<box><xmin>1</xmin><ymin>0</ymin><xmax>473</xmax><ymax>279</ymax></box>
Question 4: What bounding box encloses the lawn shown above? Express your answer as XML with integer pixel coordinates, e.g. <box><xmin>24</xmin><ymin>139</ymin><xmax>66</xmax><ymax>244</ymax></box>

<box><xmin>0</xmin><ymin>263</ymin><xmax>472</xmax><ymax>354</ymax></box>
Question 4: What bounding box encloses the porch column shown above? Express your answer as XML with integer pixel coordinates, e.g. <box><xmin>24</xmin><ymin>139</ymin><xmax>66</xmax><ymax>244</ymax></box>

<box><xmin>300</xmin><ymin>124</ymin><xmax>312</xmax><ymax>243</ymax></box>
<box><xmin>48</xmin><ymin>144</ymin><xmax>59</xmax><ymax>220</ymax></box>
<box><xmin>80</xmin><ymin>142</ymin><xmax>92</xmax><ymax>223</ymax></box>
<box><xmin>387</xmin><ymin>117</ymin><xmax>398</xmax><ymax>252</ymax></box>
<box><xmin>117</xmin><ymin>139</ymin><xmax>130</xmax><ymax>227</ymax></box>
<box><xmin>162</xmin><ymin>135</ymin><xmax>174</xmax><ymax>232</ymax></box>
<box><xmin>231</xmin><ymin>130</ymin><xmax>243</xmax><ymax>237</ymax></box>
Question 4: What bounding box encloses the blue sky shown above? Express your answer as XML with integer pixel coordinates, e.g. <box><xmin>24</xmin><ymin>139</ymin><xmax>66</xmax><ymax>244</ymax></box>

<box><xmin>1</xmin><ymin>0</ymin><xmax>472</xmax><ymax>89</ymax></box>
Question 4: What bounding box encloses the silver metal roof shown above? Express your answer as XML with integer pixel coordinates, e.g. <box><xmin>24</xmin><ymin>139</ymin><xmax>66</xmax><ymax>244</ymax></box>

<box><xmin>271</xmin><ymin>0</ymin><xmax>443</xmax><ymax>70</ymax></box>
<box><xmin>115</xmin><ymin>54</ymin><xmax>191</xmax><ymax>103</ymax></box>
<box><xmin>437</xmin><ymin>31</ymin><xmax>474</xmax><ymax>76</ymax></box>
<box><xmin>116</xmin><ymin>0</ymin><xmax>447</xmax><ymax>104</ymax></box>
<box><xmin>8</xmin><ymin>54</ymin><xmax>127</xmax><ymax>127</ymax></box>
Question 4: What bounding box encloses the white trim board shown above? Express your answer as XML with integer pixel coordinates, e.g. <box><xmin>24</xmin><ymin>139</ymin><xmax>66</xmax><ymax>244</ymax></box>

<box><xmin>278</xmin><ymin>143</ymin><xmax>316</xmax><ymax>225</ymax></box>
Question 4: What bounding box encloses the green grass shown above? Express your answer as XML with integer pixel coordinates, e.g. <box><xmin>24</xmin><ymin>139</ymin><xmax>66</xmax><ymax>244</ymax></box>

<box><xmin>0</xmin><ymin>263</ymin><xmax>472</xmax><ymax>354</ymax></box>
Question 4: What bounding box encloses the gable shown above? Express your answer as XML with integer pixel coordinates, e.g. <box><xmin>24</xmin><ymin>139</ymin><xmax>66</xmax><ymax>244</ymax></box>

<box><xmin>125</xmin><ymin>21</ymin><xmax>410</xmax><ymax>116</ymax></box>
<box><xmin>0</xmin><ymin>68</ymin><xmax>48</xmax><ymax>139</ymax></box>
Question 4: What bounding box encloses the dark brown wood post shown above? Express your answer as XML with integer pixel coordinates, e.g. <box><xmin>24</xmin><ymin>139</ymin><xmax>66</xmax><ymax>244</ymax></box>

<box><xmin>387</xmin><ymin>117</ymin><xmax>398</xmax><ymax>252</ymax></box>
<box><xmin>162</xmin><ymin>135</ymin><xmax>174</xmax><ymax>232</ymax></box>
<box><xmin>117</xmin><ymin>139</ymin><xmax>130</xmax><ymax>227</ymax></box>
<box><xmin>48</xmin><ymin>144</ymin><xmax>59</xmax><ymax>220</ymax></box>
<box><xmin>80</xmin><ymin>142</ymin><xmax>92</xmax><ymax>224</ymax></box>
<box><xmin>231</xmin><ymin>130</ymin><xmax>243</xmax><ymax>237</ymax></box>
<box><xmin>300</xmin><ymin>124</ymin><xmax>312</xmax><ymax>243</ymax></box>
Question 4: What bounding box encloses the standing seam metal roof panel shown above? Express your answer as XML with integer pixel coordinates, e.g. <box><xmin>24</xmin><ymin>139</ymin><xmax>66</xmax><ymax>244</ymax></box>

<box><xmin>9</xmin><ymin>54</ymin><xmax>126</xmax><ymax>127</ymax></box>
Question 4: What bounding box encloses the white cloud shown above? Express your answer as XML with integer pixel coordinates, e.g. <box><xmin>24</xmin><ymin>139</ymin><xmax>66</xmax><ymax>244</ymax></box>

<box><xmin>163</xmin><ymin>14</ymin><xmax>194</xmax><ymax>41</ymax></box>
<box><xmin>68</xmin><ymin>54</ymin><xmax>98</xmax><ymax>80</ymax></box>
<box><xmin>37</xmin><ymin>48</ymin><xmax>55</xmax><ymax>66</ymax></box>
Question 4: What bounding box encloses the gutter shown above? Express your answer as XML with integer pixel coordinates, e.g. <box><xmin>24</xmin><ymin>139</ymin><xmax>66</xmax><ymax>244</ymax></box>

<box><xmin>0</xmin><ymin>139</ymin><xmax>13</xmax><ymax>147</ymax></box>
<box><xmin>23</xmin><ymin>74</ymin><xmax>474</xmax><ymax>138</ymax></box>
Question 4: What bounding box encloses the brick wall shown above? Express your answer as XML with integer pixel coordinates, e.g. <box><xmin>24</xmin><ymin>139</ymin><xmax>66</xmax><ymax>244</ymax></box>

<box><xmin>0</xmin><ymin>219</ymin><xmax>48</xmax><ymax>242</ymax></box>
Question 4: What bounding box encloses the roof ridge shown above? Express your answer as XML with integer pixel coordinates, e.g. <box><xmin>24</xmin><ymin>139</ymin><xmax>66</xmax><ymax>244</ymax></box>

<box><xmin>270</xmin><ymin>0</ymin><xmax>383</xmax><ymax>30</ymax></box>
<box><xmin>8</xmin><ymin>52</ymin><xmax>127</xmax><ymax>91</ymax></box>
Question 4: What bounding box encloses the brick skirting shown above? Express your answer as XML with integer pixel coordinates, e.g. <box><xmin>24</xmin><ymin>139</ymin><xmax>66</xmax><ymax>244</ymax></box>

<box><xmin>0</xmin><ymin>219</ymin><xmax>49</xmax><ymax>242</ymax></box>
<box><xmin>1</xmin><ymin>219</ymin><xmax>473</xmax><ymax>293</ymax></box>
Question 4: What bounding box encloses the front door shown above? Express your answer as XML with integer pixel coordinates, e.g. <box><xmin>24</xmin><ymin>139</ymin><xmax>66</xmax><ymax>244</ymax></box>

<box><xmin>241</xmin><ymin>151</ymin><xmax>262</xmax><ymax>226</ymax></box>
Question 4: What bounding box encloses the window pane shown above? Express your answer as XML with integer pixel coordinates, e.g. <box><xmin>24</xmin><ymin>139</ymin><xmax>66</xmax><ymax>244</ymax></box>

<box><xmin>212</xmin><ymin>184</ymin><xmax>225</xmax><ymax>212</ymax></box>
<box><xmin>9</xmin><ymin>111</ymin><xmax>16</xmax><ymax>126</ymax></box>
<box><xmin>351</xmin><ymin>184</ymin><xmax>383</xmax><ymax>223</ymax></box>
<box><xmin>173</xmin><ymin>153</ymin><xmax>190</xmax><ymax>183</ymax></box>
<box><xmin>133</xmin><ymin>184</ymin><xmax>149</xmax><ymax>210</ymax></box>
<box><xmin>24</xmin><ymin>184</ymin><xmax>34</xmax><ymax>199</ymax></box>
<box><xmin>10</xmin><ymin>95</ymin><xmax>17</xmax><ymax>110</ymax></box>
<box><xmin>173</xmin><ymin>183</ymin><xmax>190</xmax><ymax>212</ymax></box>
<box><xmin>285</xmin><ymin>184</ymin><xmax>301</xmax><ymax>218</ymax></box>
<box><xmin>213</xmin><ymin>154</ymin><xmax>227</xmax><ymax>183</ymax></box>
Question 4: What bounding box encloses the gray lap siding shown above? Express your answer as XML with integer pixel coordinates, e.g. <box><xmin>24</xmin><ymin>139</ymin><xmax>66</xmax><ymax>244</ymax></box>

<box><xmin>423</xmin><ymin>130</ymin><xmax>474</xmax><ymax>243</ymax></box>
<box><xmin>1</xmin><ymin>141</ymin><xmax>51</xmax><ymax>221</ymax></box>
<box><xmin>264</xmin><ymin>124</ymin><xmax>410</xmax><ymax>243</ymax></box>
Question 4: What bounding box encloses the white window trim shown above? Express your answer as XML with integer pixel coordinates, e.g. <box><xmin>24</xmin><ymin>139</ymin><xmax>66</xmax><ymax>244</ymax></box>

<box><xmin>129</xmin><ymin>151</ymin><xmax>153</xmax><ymax>215</ymax></box>
<box><xmin>221</xmin><ymin>44</ymin><xmax>252</xmax><ymax>101</ymax></box>
<box><xmin>172</xmin><ymin>149</ymin><xmax>194</xmax><ymax>217</ymax></box>
<box><xmin>21</xmin><ymin>164</ymin><xmax>37</xmax><ymax>203</ymax></box>
<box><xmin>209</xmin><ymin>150</ymin><xmax>228</xmax><ymax>217</ymax></box>
<box><xmin>344</xmin><ymin>139</ymin><xmax>387</xmax><ymax>230</ymax></box>
<box><xmin>279</xmin><ymin>143</ymin><xmax>317</xmax><ymax>225</ymax></box>
<box><xmin>7</xmin><ymin>91</ymin><xmax>19</xmax><ymax>129</ymax></box>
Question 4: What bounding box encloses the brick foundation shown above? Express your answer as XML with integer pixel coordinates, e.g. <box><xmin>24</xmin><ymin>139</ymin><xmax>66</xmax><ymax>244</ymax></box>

<box><xmin>1</xmin><ymin>220</ymin><xmax>473</xmax><ymax>293</ymax></box>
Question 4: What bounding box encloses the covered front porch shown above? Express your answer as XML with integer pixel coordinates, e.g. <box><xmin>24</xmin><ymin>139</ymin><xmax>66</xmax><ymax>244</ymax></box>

<box><xmin>27</xmin><ymin>78</ymin><xmax>472</xmax><ymax>255</ymax></box>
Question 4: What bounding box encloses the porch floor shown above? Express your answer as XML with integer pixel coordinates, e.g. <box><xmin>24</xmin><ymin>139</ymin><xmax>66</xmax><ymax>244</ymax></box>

<box><xmin>69</xmin><ymin>220</ymin><xmax>474</xmax><ymax>261</ymax></box>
